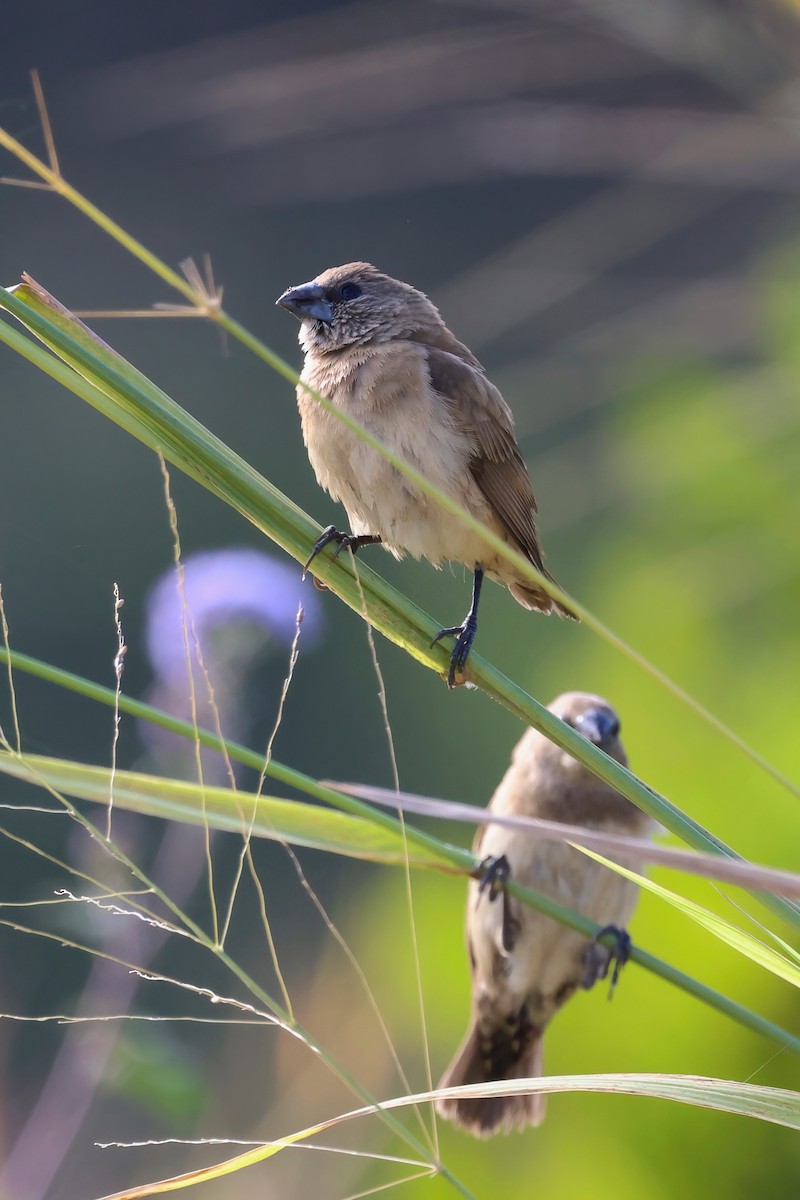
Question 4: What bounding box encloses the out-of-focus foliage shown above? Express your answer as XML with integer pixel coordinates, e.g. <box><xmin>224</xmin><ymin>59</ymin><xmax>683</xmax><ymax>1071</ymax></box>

<box><xmin>104</xmin><ymin>1026</ymin><xmax>210</xmax><ymax>1125</ymax></box>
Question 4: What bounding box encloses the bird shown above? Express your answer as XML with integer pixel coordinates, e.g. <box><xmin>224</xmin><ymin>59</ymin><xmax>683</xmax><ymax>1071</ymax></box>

<box><xmin>436</xmin><ymin>691</ymin><xmax>655</xmax><ymax>1136</ymax></box>
<box><xmin>276</xmin><ymin>263</ymin><xmax>574</xmax><ymax>687</ymax></box>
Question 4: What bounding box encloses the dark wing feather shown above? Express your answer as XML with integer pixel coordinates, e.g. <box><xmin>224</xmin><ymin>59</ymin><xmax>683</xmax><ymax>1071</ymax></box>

<box><xmin>425</xmin><ymin>346</ymin><xmax>544</xmax><ymax>568</ymax></box>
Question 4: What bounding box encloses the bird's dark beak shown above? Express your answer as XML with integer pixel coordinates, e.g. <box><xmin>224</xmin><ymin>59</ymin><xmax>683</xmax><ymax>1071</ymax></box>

<box><xmin>276</xmin><ymin>282</ymin><xmax>334</xmax><ymax>324</ymax></box>
<box><xmin>574</xmin><ymin>707</ymin><xmax>620</xmax><ymax>748</ymax></box>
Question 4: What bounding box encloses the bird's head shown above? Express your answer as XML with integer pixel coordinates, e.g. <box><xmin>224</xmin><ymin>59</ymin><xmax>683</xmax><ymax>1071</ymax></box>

<box><xmin>504</xmin><ymin>692</ymin><xmax>646</xmax><ymax>828</ymax></box>
<box><xmin>276</xmin><ymin>262</ymin><xmax>446</xmax><ymax>354</ymax></box>
<box><xmin>522</xmin><ymin>696</ymin><xmax>628</xmax><ymax>787</ymax></box>
<box><xmin>548</xmin><ymin>690</ymin><xmax>627</xmax><ymax>774</ymax></box>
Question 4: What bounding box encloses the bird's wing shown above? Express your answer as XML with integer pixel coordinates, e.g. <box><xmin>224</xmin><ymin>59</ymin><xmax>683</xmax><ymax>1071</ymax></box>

<box><xmin>425</xmin><ymin>346</ymin><xmax>544</xmax><ymax>567</ymax></box>
<box><xmin>407</xmin><ymin>324</ymin><xmax>483</xmax><ymax>370</ymax></box>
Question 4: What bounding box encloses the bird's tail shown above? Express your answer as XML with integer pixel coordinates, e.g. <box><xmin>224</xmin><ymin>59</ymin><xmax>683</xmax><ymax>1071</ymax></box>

<box><xmin>436</xmin><ymin>1014</ymin><xmax>546</xmax><ymax>1137</ymax></box>
<box><xmin>509</xmin><ymin>570</ymin><xmax>577</xmax><ymax>620</ymax></box>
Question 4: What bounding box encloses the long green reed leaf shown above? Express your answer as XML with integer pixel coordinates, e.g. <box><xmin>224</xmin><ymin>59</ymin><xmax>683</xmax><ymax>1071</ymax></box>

<box><xmin>0</xmin><ymin>752</ymin><xmax>453</xmax><ymax>869</ymax></box>
<box><xmin>92</xmin><ymin>1073</ymin><xmax>800</xmax><ymax>1199</ymax></box>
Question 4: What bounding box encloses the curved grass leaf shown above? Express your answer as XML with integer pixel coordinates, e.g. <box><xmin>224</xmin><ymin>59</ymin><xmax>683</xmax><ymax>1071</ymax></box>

<box><xmin>93</xmin><ymin>1073</ymin><xmax>800</xmax><ymax>1199</ymax></box>
<box><xmin>572</xmin><ymin>846</ymin><xmax>800</xmax><ymax>987</ymax></box>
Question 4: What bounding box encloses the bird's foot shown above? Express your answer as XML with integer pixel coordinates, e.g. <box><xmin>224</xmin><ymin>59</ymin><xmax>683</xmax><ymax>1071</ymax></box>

<box><xmin>476</xmin><ymin>854</ymin><xmax>510</xmax><ymax>899</ymax></box>
<box><xmin>475</xmin><ymin>854</ymin><xmax>516</xmax><ymax>953</ymax></box>
<box><xmin>431</xmin><ymin>613</ymin><xmax>478</xmax><ymax>688</ymax></box>
<box><xmin>581</xmin><ymin>925</ymin><xmax>631</xmax><ymax>997</ymax></box>
<box><xmin>303</xmin><ymin>527</ymin><xmax>381</xmax><ymax>578</ymax></box>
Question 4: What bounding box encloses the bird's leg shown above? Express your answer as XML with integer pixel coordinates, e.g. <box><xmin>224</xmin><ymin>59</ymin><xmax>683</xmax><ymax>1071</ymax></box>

<box><xmin>431</xmin><ymin>567</ymin><xmax>484</xmax><ymax>688</ymax></box>
<box><xmin>581</xmin><ymin>925</ymin><xmax>632</xmax><ymax>997</ymax></box>
<box><xmin>475</xmin><ymin>853</ymin><xmax>516</xmax><ymax>953</ymax></box>
<box><xmin>303</xmin><ymin>526</ymin><xmax>382</xmax><ymax>577</ymax></box>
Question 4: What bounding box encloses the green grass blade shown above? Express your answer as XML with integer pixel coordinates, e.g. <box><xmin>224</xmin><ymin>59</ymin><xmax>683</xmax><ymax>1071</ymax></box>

<box><xmin>91</xmin><ymin>1073</ymin><xmax>800</xmax><ymax>1198</ymax></box>
<box><xmin>0</xmin><ymin>751</ymin><xmax>453</xmax><ymax>869</ymax></box>
<box><xmin>0</xmin><ymin>644</ymin><xmax>464</xmax><ymax>869</ymax></box>
<box><xmin>573</xmin><ymin>845</ymin><xmax>800</xmax><ymax>987</ymax></box>
<box><xmin>407</xmin><ymin>1074</ymin><xmax>800</xmax><ymax>1129</ymax></box>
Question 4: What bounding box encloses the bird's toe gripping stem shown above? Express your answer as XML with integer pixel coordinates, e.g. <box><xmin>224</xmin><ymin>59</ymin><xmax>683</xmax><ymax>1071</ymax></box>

<box><xmin>303</xmin><ymin>526</ymin><xmax>381</xmax><ymax>578</ymax></box>
<box><xmin>581</xmin><ymin>924</ymin><xmax>632</xmax><ymax>997</ymax></box>
<box><xmin>431</xmin><ymin>616</ymin><xmax>477</xmax><ymax>688</ymax></box>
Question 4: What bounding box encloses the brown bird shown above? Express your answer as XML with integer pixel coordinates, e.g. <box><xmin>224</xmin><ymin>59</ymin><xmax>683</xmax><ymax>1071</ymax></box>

<box><xmin>276</xmin><ymin>263</ymin><xmax>574</xmax><ymax>686</ymax></box>
<box><xmin>436</xmin><ymin>691</ymin><xmax>654</xmax><ymax>1136</ymax></box>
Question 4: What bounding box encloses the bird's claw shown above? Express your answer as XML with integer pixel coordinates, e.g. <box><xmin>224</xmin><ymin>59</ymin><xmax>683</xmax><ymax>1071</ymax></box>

<box><xmin>475</xmin><ymin>855</ymin><xmax>516</xmax><ymax>953</ymax></box>
<box><xmin>303</xmin><ymin>527</ymin><xmax>381</xmax><ymax>578</ymax></box>
<box><xmin>581</xmin><ymin>925</ymin><xmax>631</xmax><ymax>997</ymax></box>
<box><xmin>303</xmin><ymin>526</ymin><xmax>349</xmax><ymax>576</ymax></box>
<box><xmin>431</xmin><ymin>616</ymin><xmax>477</xmax><ymax>688</ymax></box>
<box><xmin>476</xmin><ymin>854</ymin><xmax>510</xmax><ymax>900</ymax></box>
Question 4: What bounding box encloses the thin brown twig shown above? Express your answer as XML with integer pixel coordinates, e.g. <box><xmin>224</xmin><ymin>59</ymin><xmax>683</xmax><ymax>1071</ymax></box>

<box><xmin>157</xmin><ymin>455</ymin><xmax>220</xmax><ymax>944</ymax></box>
<box><xmin>30</xmin><ymin>69</ymin><xmax>59</xmax><ymax>177</ymax></box>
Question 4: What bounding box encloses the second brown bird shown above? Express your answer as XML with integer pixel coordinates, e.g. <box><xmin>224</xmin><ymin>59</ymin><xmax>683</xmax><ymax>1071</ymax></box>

<box><xmin>437</xmin><ymin>691</ymin><xmax>655</xmax><ymax>1136</ymax></box>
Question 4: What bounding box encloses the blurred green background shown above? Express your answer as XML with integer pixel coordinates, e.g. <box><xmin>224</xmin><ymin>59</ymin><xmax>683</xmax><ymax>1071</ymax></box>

<box><xmin>0</xmin><ymin>2</ymin><xmax>798</xmax><ymax>1198</ymax></box>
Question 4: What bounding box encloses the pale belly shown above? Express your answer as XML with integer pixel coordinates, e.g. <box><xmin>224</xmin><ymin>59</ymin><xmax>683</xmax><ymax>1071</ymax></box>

<box><xmin>468</xmin><ymin>834</ymin><xmax>641</xmax><ymax>1024</ymax></box>
<box><xmin>299</xmin><ymin>392</ymin><xmax>505</xmax><ymax>570</ymax></box>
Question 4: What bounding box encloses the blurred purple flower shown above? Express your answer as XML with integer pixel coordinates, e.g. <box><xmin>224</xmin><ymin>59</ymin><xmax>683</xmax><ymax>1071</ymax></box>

<box><xmin>140</xmin><ymin>547</ymin><xmax>322</xmax><ymax>778</ymax></box>
<box><xmin>145</xmin><ymin>547</ymin><xmax>321</xmax><ymax>683</ymax></box>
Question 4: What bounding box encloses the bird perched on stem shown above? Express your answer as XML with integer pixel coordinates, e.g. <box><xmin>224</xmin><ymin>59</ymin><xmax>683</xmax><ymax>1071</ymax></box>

<box><xmin>276</xmin><ymin>263</ymin><xmax>574</xmax><ymax>686</ymax></box>
<box><xmin>437</xmin><ymin>691</ymin><xmax>655</xmax><ymax>1136</ymax></box>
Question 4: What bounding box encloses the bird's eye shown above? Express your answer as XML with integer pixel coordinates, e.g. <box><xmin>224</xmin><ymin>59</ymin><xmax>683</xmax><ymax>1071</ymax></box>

<box><xmin>338</xmin><ymin>283</ymin><xmax>362</xmax><ymax>302</ymax></box>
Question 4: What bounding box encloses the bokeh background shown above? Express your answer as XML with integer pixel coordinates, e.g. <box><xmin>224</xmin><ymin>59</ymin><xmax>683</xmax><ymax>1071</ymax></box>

<box><xmin>1</xmin><ymin>2</ymin><xmax>799</xmax><ymax>1197</ymax></box>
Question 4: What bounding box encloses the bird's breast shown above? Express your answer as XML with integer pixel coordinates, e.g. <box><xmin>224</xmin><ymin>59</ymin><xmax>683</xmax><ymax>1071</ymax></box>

<box><xmin>296</xmin><ymin>345</ymin><xmax>494</xmax><ymax>564</ymax></box>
